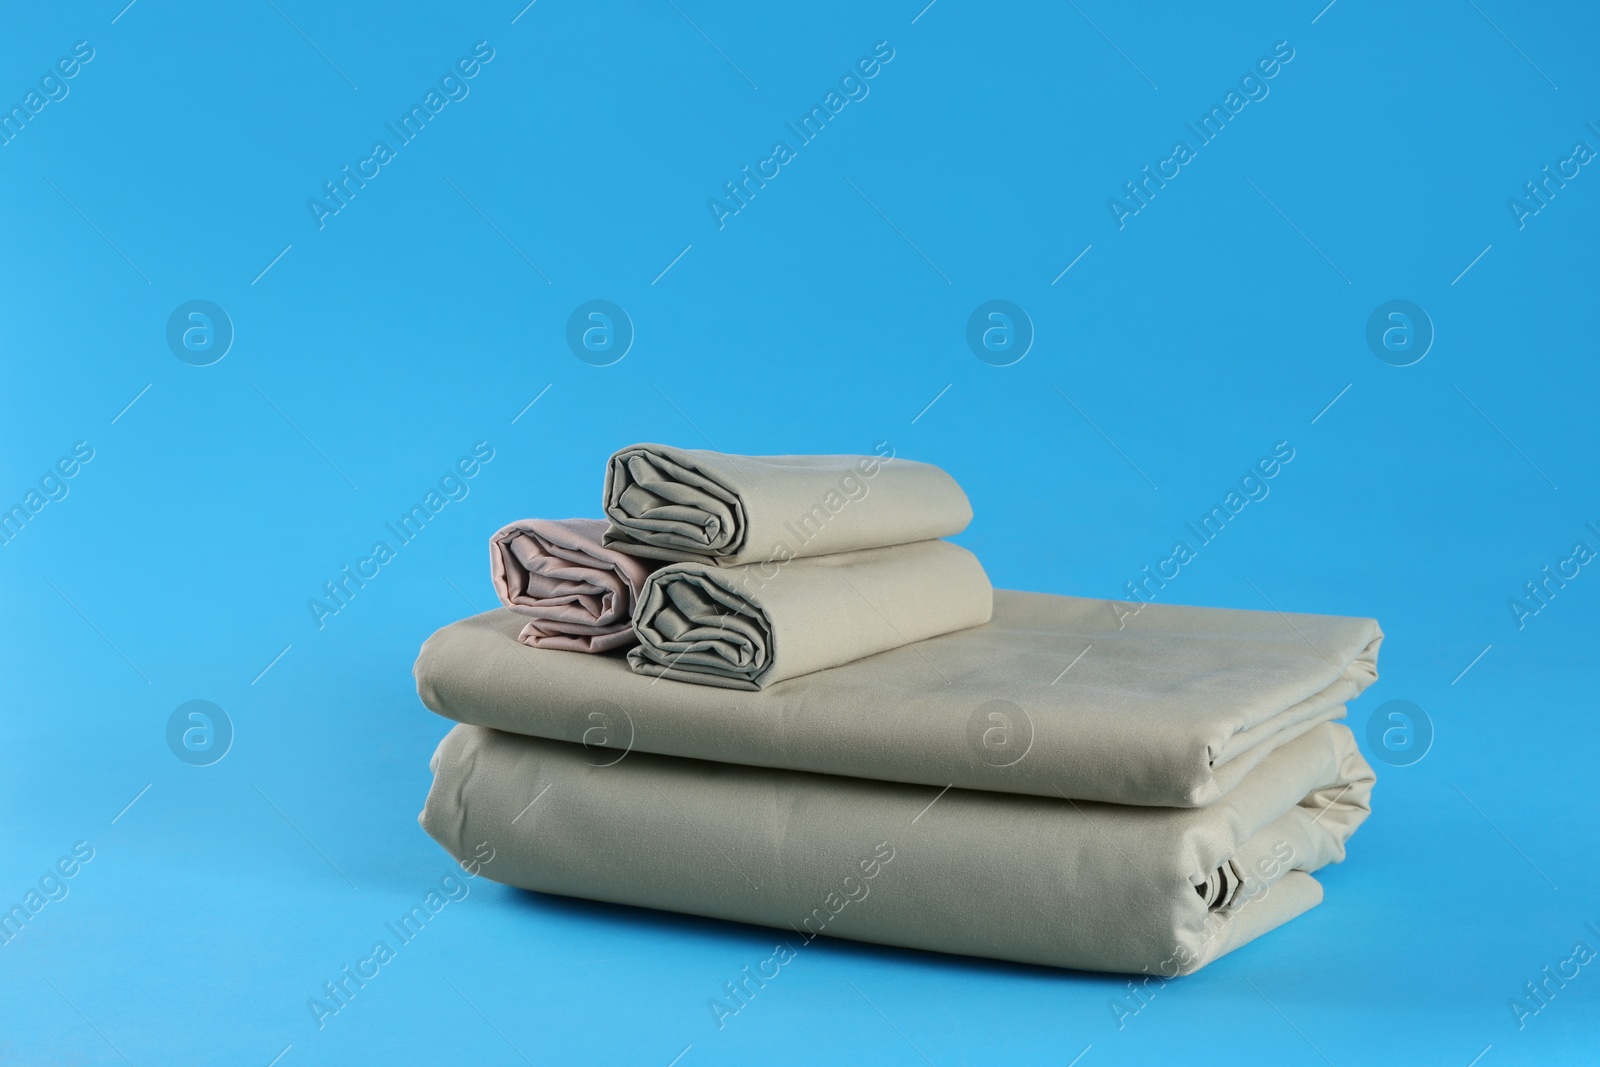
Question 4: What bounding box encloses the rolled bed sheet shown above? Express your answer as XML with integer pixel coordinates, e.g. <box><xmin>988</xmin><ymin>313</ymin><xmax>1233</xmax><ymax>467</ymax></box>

<box><xmin>628</xmin><ymin>540</ymin><xmax>993</xmax><ymax>689</ymax></box>
<box><xmin>601</xmin><ymin>443</ymin><xmax>973</xmax><ymax>566</ymax></box>
<box><xmin>415</xmin><ymin>589</ymin><xmax>1382</xmax><ymax>808</ymax></box>
<box><xmin>489</xmin><ymin>518</ymin><xmax>656</xmax><ymax>653</ymax></box>
<box><xmin>420</xmin><ymin>721</ymin><xmax>1374</xmax><ymax>976</ymax></box>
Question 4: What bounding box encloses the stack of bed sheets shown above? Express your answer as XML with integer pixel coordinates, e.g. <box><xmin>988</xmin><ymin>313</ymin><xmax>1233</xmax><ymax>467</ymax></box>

<box><xmin>416</xmin><ymin>443</ymin><xmax>1383</xmax><ymax>976</ymax></box>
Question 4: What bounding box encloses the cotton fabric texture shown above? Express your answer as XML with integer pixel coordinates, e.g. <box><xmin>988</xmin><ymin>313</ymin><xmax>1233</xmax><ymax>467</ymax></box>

<box><xmin>488</xmin><ymin>518</ymin><xmax>656</xmax><ymax>653</ymax></box>
<box><xmin>415</xmin><ymin>589</ymin><xmax>1382</xmax><ymax>808</ymax></box>
<box><xmin>420</xmin><ymin>720</ymin><xmax>1374</xmax><ymax>976</ymax></box>
<box><xmin>627</xmin><ymin>540</ymin><xmax>993</xmax><ymax>690</ymax></box>
<box><xmin>601</xmin><ymin>443</ymin><xmax>973</xmax><ymax>566</ymax></box>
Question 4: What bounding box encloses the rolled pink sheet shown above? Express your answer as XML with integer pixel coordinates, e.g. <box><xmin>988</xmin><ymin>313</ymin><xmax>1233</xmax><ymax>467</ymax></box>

<box><xmin>489</xmin><ymin>518</ymin><xmax>655</xmax><ymax>653</ymax></box>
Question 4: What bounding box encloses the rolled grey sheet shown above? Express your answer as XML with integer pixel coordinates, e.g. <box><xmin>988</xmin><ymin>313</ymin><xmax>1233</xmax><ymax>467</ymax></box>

<box><xmin>627</xmin><ymin>540</ymin><xmax>993</xmax><ymax>690</ymax></box>
<box><xmin>601</xmin><ymin>443</ymin><xmax>973</xmax><ymax>566</ymax></box>
<box><xmin>415</xmin><ymin>590</ymin><xmax>1382</xmax><ymax>808</ymax></box>
<box><xmin>420</xmin><ymin>721</ymin><xmax>1374</xmax><ymax>976</ymax></box>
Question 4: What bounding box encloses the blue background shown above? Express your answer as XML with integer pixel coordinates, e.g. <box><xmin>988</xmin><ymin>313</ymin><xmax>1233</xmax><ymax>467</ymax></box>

<box><xmin>3</xmin><ymin>0</ymin><xmax>1597</xmax><ymax>1063</ymax></box>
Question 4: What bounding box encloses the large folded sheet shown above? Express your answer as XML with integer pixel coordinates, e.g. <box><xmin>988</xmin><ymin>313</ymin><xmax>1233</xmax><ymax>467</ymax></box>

<box><xmin>628</xmin><ymin>540</ymin><xmax>993</xmax><ymax>689</ymax></box>
<box><xmin>416</xmin><ymin>589</ymin><xmax>1381</xmax><ymax>807</ymax></box>
<box><xmin>601</xmin><ymin>443</ymin><xmax>973</xmax><ymax>565</ymax></box>
<box><xmin>489</xmin><ymin>518</ymin><xmax>656</xmax><ymax>652</ymax></box>
<box><xmin>420</xmin><ymin>721</ymin><xmax>1374</xmax><ymax>975</ymax></box>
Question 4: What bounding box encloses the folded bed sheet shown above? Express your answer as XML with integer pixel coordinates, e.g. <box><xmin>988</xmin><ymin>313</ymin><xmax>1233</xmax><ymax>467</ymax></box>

<box><xmin>421</xmin><ymin>720</ymin><xmax>1373</xmax><ymax>975</ymax></box>
<box><xmin>601</xmin><ymin>443</ymin><xmax>973</xmax><ymax>566</ymax></box>
<box><xmin>628</xmin><ymin>540</ymin><xmax>993</xmax><ymax>689</ymax></box>
<box><xmin>416</xmin><ymin>589</ymin><xmax>1381</xmax><ymax>808</ymax></box>
<box><xmin>489</xmin><ymin>518</ymin><xmax>656</xmax><ymax>653</ymax></box>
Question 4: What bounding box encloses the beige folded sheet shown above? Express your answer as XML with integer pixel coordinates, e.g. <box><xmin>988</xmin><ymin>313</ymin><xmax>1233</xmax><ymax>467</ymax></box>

<box><xmin>416</xmin><ymin>589</ymin><xmax>1381</xmax><ymax>807</ymax></box>
<box><xmin>489</xmin><ymin>518</ymin><xmax>656</xmax><ymax>652</ymax></box>
<box><xmin>601</xmin><ymin>443</ymin><xmax>973</xmax><ymax>566</ymax></box>
<box><xmin>420</xmin><ymin>721</ymin><xmax>1374</xmax><ymax>976</ymax></box>
<box><xmin>628</xmin><ymin>540</ymin><xmax>993</xmax><ymax>689</ymax></box>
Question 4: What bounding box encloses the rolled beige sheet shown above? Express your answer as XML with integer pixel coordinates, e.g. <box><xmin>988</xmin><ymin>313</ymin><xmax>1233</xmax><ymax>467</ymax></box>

<box><xmin>627</xmin><ymin>540</ymin><xmax>994</xmax><ymax>690</ymax></box>
<box><xmin>419</xmin><ymin>721</ymin><xmax>1375</xmax><ymax>976</ymax></box>
<box><xmin>415</xmin><ymin>589</ymin><xmax>1382</xmax><ymax>808</ymax></box>
<box><xmin>601</xmin><ymin>442</ymin><xmax>973</xmax><ymax>566</ymax></box>
<box><xmin>488</xmin><ymin>518</ymin><xmax>656</xmax><ymax>653</ymax></box>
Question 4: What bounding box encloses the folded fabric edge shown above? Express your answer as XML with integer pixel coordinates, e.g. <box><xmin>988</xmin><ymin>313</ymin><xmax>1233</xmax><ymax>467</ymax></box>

<box><xmin>488</xmin><ymin>517</ymin><xmax>654</xmax><ymax>651</ymax></box>
<box><xmin>1199</xmin><ymin>621</ymin><xmax>1383</xmax><ymax>803</ymax></box>
<box><xmin>627</xmin><ymin>564</ymin><xmax>771</xmax><ymax>687</ymax></box>
<box><xmin>1177</xmin><ymin>724</ymin><xmax>1374</xmax><ymax>974</ymax></box>
<box><xmin>601</xmin><ymin>444</ymin><xmax>746</xmax><ymax>564</ymax></box>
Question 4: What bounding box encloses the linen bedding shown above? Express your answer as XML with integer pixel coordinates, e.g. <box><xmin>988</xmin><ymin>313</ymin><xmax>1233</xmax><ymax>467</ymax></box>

<box><xmin>415</xmin><ymin>588</ymin><xmax>1381</xmax><ymax>808</ymax></box>
<box><xmin>489</xmin><ymin>518</ymin><xmax>656</xmax><ymax>653</ymax></box>
<box><xmin>627</xmin><ymin>540</ymin><xmax>993</xmax><ymax>689</ymax></box>
<box><xmin>420</xmin><ymin>720</ymin><xmax>1374</xmax><ymax>975</ymax></box>
<box><xmin>601</xmin><ymin>443</ymin><xmax>973</xmax><ymax>566</ymax></box>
